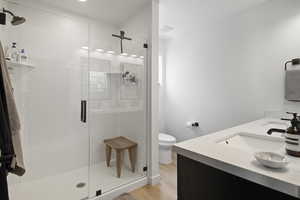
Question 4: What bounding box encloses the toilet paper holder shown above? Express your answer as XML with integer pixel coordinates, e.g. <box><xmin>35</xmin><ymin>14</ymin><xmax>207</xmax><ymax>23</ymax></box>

<box><xmin>186</xmin><ymin>121</ymin><xmax>199</xmax><ymax>128</ymax></box>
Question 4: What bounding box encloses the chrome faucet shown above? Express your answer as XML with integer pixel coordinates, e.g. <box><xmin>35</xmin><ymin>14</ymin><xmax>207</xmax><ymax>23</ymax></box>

<box><xmin>267</xmin><ymin>128</ymin><xmax>286</xmax><ymax>135</ymax></box>
<box><xmin>267</xmin><ymin>112</ymin><xmax>299</xmax><ymax>135</ymax></box>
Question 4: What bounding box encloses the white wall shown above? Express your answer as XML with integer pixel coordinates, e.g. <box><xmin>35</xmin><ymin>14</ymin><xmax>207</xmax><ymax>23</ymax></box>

<box><xmin>121</xmin><ymin>3</ymin><xmax>151</xmax><ymax>54</ymax></box>
<box><xmin>161</xmin><ymin>0</ymin><xmax>300</xmax><ymax>142</ymax></box>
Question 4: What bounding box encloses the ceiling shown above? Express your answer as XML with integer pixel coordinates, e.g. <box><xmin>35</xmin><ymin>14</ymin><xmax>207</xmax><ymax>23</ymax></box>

<box><xmin>159</xmin><ymin>0</ymin><xmax>270</xmax><ymax>37</ymax></box>
<box><xmin>15</xmin><ymin>0</ymin><xmax>151</xmax><ymax>26</ymax></box>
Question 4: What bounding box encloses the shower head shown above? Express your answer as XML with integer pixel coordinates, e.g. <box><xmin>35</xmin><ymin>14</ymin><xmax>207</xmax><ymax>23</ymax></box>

<box><xmin>11</xmin><ymin>16</ymin><xmax>25</xmax><ymax>25</ymax></box>
<box><xmin>2</xmin><ymin>8</ymin><xmax>25</xmax><ymax>26</ymax></box>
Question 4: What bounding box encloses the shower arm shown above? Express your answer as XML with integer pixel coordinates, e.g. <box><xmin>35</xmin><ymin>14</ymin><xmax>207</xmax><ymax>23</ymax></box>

<box><xmin>3</xmin><ymin>8</ymin><xmax>16</xmax><ymax>17</ymax></box>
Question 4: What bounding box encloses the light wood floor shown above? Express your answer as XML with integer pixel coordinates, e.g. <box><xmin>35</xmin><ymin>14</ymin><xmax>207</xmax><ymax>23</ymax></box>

<box><xmin>130</xmin><ymin>162</ymin><xmax>177</xmax><ymax>200</ymax></box>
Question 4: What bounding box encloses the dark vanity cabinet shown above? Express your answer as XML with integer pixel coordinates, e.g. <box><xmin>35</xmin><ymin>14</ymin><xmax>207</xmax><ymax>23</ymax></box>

<box><xmin>177</xmin><ymin>155</ymin><xmax>299</xmax><ymax>200</ymax></box>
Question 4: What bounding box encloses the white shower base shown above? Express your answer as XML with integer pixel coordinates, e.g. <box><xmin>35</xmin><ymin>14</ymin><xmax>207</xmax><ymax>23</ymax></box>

<box><xmin>8</xmin><ymin>161</ymin><xmax>145</xmax><ymax>200</ymax></box>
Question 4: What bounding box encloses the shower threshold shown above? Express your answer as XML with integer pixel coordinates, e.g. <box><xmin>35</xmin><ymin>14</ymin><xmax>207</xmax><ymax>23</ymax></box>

<box><xmin>8</xmin><ymin>161</ymin><xmax>144</xmax><ymax>200</ymax></box>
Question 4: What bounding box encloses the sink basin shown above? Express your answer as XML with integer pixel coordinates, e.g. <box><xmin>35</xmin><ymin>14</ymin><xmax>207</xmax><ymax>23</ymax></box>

<box><xmin>218</xmin><ymin>132</ymin><xmax>285</xmax><ymax>153</ymax></box>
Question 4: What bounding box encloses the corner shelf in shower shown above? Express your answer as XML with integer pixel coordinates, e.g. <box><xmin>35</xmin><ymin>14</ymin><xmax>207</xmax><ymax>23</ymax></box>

<box><xmin>105</xmin><ymin>72</ymin><xmax>122</xmax><ymax>74</ymax></box>
<box><xmin>91</xmin><ymin>107</ymin><xmax>142</xmax><ymax>114</ymax></box>
<box><xmin>7</xmin><ymin>61</ymin><xmax>35</xmax><ymax>71</ymax></box>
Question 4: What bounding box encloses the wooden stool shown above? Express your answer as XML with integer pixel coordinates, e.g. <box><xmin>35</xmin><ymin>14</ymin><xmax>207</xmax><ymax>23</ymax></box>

<box><xmin>104</xmin><ymin>136</ymin><xmax>138</xmax><ymax>178</ymax></box>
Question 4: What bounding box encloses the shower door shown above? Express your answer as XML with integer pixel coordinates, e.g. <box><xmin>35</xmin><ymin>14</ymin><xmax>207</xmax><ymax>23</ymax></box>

<box><xmin>5</xmin><ymin>2</ymin><xmax>91</xmax><ymax>200</ymax></box>
<box><xmin>87</xmin><ymin>29</ymin><xmax>149</xmax><ymax>197</ymax></box>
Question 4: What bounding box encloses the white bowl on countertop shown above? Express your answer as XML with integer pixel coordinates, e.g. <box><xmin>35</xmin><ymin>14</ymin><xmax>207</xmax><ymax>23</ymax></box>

<box><xmin>254</xmin><ymin>152</ymin><xmax>289</xmax><ymax>169</ymax></box>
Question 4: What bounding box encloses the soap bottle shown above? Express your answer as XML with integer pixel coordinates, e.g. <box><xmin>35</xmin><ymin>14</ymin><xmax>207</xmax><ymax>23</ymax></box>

<box><xmin>10</xmin><ymin>42</ymin><xmax>20</xmax><ymax>62</ymax></box>
<box><xmin>282</xmin><ymin>112</ymin><xmax>300</xmax><ymax>157</ymax></box>
<box><xmin>20</xmin><ymin>49</ymin><xmax>28</xmax><ymax>64</ymax></box>
<box><xmin>5</xmin><ymin>43</ymin><xmax>14</xmax><ymax>60</ymax></box>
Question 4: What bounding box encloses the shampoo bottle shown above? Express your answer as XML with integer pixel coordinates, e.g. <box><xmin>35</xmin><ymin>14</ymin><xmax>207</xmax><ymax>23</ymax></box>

<box><xmin>20</xmin><ymin>49</ymin><xmax>28</xmax><ymax>64</ymax></box>
<box><xmin>10</xmin><ymin>42</ymin><xmax>20</xmax><ymax>62</ymax></box>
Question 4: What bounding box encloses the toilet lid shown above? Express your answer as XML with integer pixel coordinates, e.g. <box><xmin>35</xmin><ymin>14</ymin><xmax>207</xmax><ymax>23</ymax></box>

<box><xmin>159</xmin><ymin>133</ymin><xmax>176</xmax><ymax>143</ymax></box>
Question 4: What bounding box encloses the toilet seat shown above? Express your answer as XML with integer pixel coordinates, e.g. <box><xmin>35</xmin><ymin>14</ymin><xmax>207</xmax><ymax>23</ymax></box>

<box><xmin>159</xmin><ymin>133</ymin><xmax>176</xmax><ymax>144</ymax></box>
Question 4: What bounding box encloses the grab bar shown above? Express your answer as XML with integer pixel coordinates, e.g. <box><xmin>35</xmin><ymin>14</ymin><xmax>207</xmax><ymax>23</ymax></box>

<box><xmin>285</xmin><ymin>58</ymin><xmax>300</xmax><ymax>71</ymax></box>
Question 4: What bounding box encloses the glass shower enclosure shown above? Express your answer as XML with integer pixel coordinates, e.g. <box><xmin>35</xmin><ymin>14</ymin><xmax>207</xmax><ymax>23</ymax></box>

<box><xmin>1</xmin><ymin>0</ymin><xmax>150</xmax><ymax>199</ymax></box>
<box><xmin>85</xmin><ymin>26</ymin><xmax>148</xmax><ymax>197</ymax></box>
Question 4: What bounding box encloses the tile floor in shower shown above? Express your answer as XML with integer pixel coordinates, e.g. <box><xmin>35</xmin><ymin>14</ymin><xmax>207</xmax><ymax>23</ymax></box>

<box><xmin>8</xmin><ymin>162</ymin><xmax>145</xmax><ymax>200</ymax></box>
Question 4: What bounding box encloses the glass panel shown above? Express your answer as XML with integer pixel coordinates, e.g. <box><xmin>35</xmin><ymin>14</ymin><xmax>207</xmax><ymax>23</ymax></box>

<box><xmin>88</xmin><ymin>25</ymin><xmax>148</xmax><ymax>195</ymax></box>
<box><xmin>4</xmin><ymin>2</ymin><xmax>90</xmax><ymax>200</ymax></box>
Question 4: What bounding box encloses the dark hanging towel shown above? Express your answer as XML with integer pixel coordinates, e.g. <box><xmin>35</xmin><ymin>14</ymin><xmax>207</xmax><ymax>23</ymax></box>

<box><xmin>0</xmin><ymin>165</ymin><xmax>9</xmax><ymax>200</ymax></box>
<box><xmin>0</xmin><ymin>52</ymin><xmax>14</xmax><ymax>200</ymax></box>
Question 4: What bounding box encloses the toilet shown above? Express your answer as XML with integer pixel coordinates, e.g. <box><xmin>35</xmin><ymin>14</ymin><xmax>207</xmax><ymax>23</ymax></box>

<box><xmin>159</xmin><ymin>133</ymin><xmax>177</xmax><ymax>164</ymax></box>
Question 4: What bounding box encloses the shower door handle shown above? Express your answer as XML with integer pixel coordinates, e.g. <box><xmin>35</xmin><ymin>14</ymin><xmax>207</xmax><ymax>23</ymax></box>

<box><xmin>81</xmin><ymin>100</ymin><xmax>87</xmax><ymax>123</ymax></box>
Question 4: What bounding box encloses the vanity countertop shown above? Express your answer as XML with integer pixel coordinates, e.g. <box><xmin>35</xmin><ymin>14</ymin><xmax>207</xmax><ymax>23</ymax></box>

<box><xmin>173</xmin><ymin>118</ymin><xmax>300</xmax><ymax>198</ymax></box>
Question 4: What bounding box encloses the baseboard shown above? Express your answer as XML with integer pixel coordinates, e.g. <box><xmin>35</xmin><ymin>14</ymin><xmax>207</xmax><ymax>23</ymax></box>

<box><xmin>149</xmin><ymin>174</ymin><xmax>161</xmax><ymax>185</ymax></box>
<box><xmin>92</xmin><ymin>177</ymin><xmax>148</xmax><ymax>200</ymax></box>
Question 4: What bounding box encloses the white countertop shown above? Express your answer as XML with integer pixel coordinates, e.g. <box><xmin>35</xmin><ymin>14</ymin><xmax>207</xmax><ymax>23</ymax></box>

<box><xmin>173</xmin><ymin>118</ymin><xmax>300</xmax><ymax>198</ymax></box>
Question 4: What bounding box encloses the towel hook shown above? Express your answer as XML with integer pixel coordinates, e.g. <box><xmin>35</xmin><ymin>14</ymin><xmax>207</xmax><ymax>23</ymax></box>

<box><xmin>285</xmin><ymin>58</ymin><xmax>300</xmax><ymax>71</ymax></box>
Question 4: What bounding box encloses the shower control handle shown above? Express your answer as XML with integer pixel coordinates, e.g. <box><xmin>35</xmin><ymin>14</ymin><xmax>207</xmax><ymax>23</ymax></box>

<box><xmin>81</xmin><ymin>100</ymin><xmax>87</xmax><ymax>123</ymax></box>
